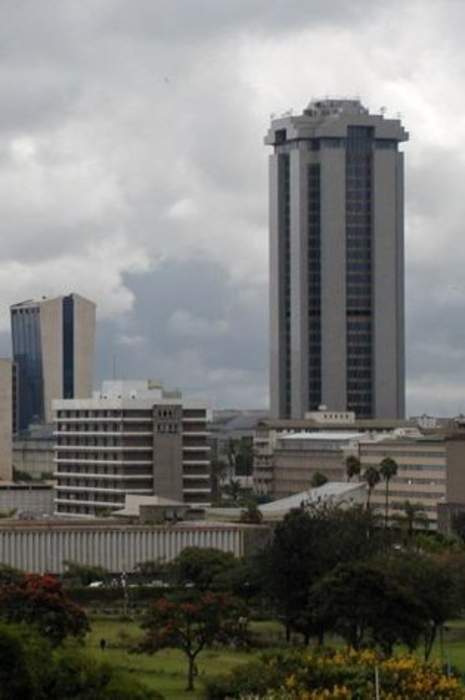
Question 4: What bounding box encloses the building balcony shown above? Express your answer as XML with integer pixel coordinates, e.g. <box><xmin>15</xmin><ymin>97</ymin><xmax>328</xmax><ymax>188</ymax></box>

<box><xmin>182</xmin><ymin>487</ymin><xmax>211</xmax><ymax>494</ymax></box>
<box><xmin>55</xmin><ymin>485</ymin><xmax>152</xmax><ymax>494</ymax></box>
<box><xmin>55</xmin><ymin>444</ymin><xmax>152</xmax><ymax>451</ymax></box>
<box><xmin>183</xmin><ymin>460</ymin><xmax>210</xmax><ymax>466</ymax></box>
<box><xmin>182</xmin><ymin>446</ymin><xmax>211</xmax><ymax>452</ymax></box>
<box><xmin>53</xmin><ymin>471</ymin><xmax>151</xmax><ymax>480</ymax></box>
<box><xmin>54</xmin><ymin>430</ymin><xmax>152</xmax><ymax>437</ymax></box>
<box><xmin>54</xmin><ymin>496</ymin><xmax>123</xmax><ymax>508</ymax></box>
<box><xmin>182</xmin><ymin>473</ymin><xmax>210</xmax><ymax>480</ymax></box>
<box><xmin>54</xmin><ymin>457</ymin><xmax>153</xmax><ymax>465</ymax></box>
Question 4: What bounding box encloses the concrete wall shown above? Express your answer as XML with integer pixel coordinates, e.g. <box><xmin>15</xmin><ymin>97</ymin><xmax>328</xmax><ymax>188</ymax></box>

<box><xmin>0</xmin><ymin>523</ymin><xmax>268</xmax><ymax>573</ymax></box>
<box><xmin>0</xmin><ymin>484</ymin><xmax>54</xmax><ymax>515</ymax></box>
<box><xmin>153</xmin><ymin>404</ymin><xmax>184</xmax><ymax>501</ymax></box>
<box><xmin>0</xmin><ymin>359</ymin><xmax>12</xmax><ymax>481</ymax></box>
<box><xmin>12</xmin><ymin>437</ymin><xmax>55</xmax><ymax>477</ymax></box>
<box><xmin>445</xmin><ymin>437</ymin><xmax>465</xmax><ymax>503</ymax></box>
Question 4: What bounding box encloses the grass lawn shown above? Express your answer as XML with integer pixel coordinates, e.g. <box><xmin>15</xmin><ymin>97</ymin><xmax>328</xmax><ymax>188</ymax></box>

<box><xmin>86</xmin><ymin>617</ymin><xmax>256</xmax><ymax>700</ymax></box>
<box><xmin>85</xmin><ymin>616</ymin><xmax>465</xmax><ymax>700</ymax></box>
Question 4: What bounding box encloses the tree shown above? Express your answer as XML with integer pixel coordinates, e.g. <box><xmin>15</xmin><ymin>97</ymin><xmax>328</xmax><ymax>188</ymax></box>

<box><xmin>223</xmin><ymin>479</ymin><xmax>243</xmax><ymax>504</ymax></box>
<box><xmin>363</xmin><ymin>466</ymin><xmax>380</xmax><ymax>510</ymax></box>
<box><xmin>240</xmin><ymin>501</ymin><xmax>263</xmax><ymax>524</ymax></box>
<box><xmin>395</xmin><ymin>500</ymin><xmax>429</xmax><ymax>540</ymax></box>
<box><xmin>139</xmin><ymin>593</ymin><xmax>245</xmax><ymax>690</ymax></box>
<box><xmin>172</xmin><ymin>547</ymin><xmax>237</xmax><ymax>591</ymax></box>
<box><xmin>379</xmin><ymin>457</ymin><xmax>398</xmax><ymax>527</ymax></box>
<box><xmin>383</xmin><ymin>551</ymin><xmax>461</xmax><ymax>660</ymax></box>
<box><xmin>451</xmin><ymin>511</ymin><xmax>465</xmax><ymax>543</ymax></box>
<box><xmin>0</xmin><ymin>622</ymin><xmax>52</xmax><ymax>699</ymax></box>
<box><xmin>0</xmin><ymin>574</ymin><xmax>89</xmax><ymax>646</ymax></box>
<box><xmin>308</xmin><ymin>561</ymin><xmax>425</xmax><ymax>653</ymax></box>
<box><xmin>0</xmin><ymin>563</ymin><xmax>23</xmax><ymax>586</ymax></box>
<box><xmin>310</xmin><ymin>471</ymin><xmax>328</xmax><ymax>488</ymax></box>
<box><xmin>262</xmin><ymin>505</ymin><xmax>385</xmax><ymax>641</ymax></box>
<box><xmin>63</xmin><ymin>561</ymin><xmax>109</xmax><ymax>587</ymax></box>
<box><xmin>345</xmin><ymin>455</ymin><xmax>361</xmax><ymax>482</ymax></box>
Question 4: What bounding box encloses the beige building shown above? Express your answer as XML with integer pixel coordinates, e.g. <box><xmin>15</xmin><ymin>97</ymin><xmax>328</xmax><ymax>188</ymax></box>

<box><xmin>359</xmin><ymin>431</ymin><xmax>465</xmax><ymax>529</ymax></box>
<box><xmin>53</xmin><ymin>380</ymin><xmax>211</xmax><ymax>518</ymax></box>
<box><xmin>253</xmin><ymin>410</ymin><xmax>414</xmax><ymax>496</ymax></box>
<box><xmin>0</xmin><ymin>359</ymin><xmax>13</xmax><ymax>481</ymax></box>
<box><xmin>263</xmin><ymin>432</ymin><xmax>361</xmax><ymax>499</ymax></box>
<box><xmin>11</xmin><ymin>293</ymin><xmax>96</xmax><ymax>431</ymax></box>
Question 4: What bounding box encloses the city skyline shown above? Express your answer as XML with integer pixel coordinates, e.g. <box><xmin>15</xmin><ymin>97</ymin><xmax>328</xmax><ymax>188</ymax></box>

<box><xmin>0</xmin><ymin>3</ymin><xmax>465</xmax><ymax>414</ymax></box>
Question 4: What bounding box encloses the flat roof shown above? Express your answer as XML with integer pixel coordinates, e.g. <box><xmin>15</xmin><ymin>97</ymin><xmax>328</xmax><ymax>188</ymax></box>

<box><xmin>279</xmin><ymin>431</ymin><xmax>365</xmax><ymax>441</ymax></box>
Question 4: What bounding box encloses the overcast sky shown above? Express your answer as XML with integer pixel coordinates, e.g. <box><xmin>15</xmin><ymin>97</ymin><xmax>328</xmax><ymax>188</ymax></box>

<box><xmin>1</xmin><ymin>0</ymin><xmax>465</xmax><ymax>414</ymax></box>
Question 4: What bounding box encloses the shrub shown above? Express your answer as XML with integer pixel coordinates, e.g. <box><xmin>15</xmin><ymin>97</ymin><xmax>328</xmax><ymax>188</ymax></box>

<box><xmin>205</xmin><ymin>648</ymin><xmax>465</xmax><ymax>700</ymax></box>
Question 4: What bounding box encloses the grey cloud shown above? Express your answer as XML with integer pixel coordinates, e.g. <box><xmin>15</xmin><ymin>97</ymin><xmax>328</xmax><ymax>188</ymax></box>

<box><xmin>1</xmin><ymin>0</ymin><xmax>465</xmax><ymax>411</ymax></box>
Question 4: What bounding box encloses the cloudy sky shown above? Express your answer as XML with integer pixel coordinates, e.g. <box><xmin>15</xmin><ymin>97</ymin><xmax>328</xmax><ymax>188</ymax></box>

<box><xmin>1</xmin><ymin>0</ymin><xmax>465</xmax><ymax>414</ymax></box>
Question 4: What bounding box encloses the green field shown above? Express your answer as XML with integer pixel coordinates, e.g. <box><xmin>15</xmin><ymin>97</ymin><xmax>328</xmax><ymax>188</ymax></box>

<box><xmin>86</xmin><ymin>617</ymin><xmax>256</xmax><ymax>700</ymax></box>
<box><xmin>85</xmin><ymin>617</ymin><xmax>465</xmax><ymax>700</ymax></box>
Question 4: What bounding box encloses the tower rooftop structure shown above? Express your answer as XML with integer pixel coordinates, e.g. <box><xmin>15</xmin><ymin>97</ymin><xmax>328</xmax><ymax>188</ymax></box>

<box><xmin>265</xmin><ymin>98</ymin><xmax>408</xmax><ymax>145</ymax></box>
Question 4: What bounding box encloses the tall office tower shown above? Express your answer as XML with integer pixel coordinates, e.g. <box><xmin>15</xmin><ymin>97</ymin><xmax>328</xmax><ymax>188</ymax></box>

<box><xmin>53</xmin><ymin>380</ymin><xmax>211</xmax><ymax>517</ymax></box>
<box><xmin>11</xmin><ymin>294</ymin><xmax>96</xmax><ymax>431</ymax></box>
<box><xmin>265</xmin><ymin>98</ymin><xmax>408</xmax><ymax>419</ymax></box>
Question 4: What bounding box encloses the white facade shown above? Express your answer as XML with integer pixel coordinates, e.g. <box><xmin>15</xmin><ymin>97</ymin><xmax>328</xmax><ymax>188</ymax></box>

<box><xmin>53</xmin><ymin>380</ymin><xmax>211</xmax><ymax>517</ymax></box>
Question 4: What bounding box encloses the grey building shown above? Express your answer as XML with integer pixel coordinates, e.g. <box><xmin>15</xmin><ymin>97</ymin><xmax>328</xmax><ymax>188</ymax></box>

<box><xmin>11</xmin><ymin>294</ymin><xmax>96</xmax><ymax>431</ymax></box>
<box><xmin>53</xmin><ymin>380</ymin><xmax>211</xmax><ymax>517</ymax></box>
<box><xmin>265</xmin><ymin>99</ymin><xmax>408</xmax><ymax>419</ymax></box>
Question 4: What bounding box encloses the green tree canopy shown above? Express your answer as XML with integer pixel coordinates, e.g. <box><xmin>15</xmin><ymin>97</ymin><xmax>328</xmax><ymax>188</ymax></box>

<box><xmin>310</xmin><ymin>472</ymin><xmax>328</xmax><ymax>488</ymax></box>
<box><xmin>308</xmin><ymin>560</ymin><xmax>425</xmax><ymax>653</ymax></box>
<box><xmin>172</xmin><ymin>547</ymin><xmax>237</xmax><ymax>590</ymax></box>
<box><xmin>139</xmin><ymin>592</ymin><xmax>245</xmax><ymax>690</ymax></box>
<box><xmin>0</xmin><ymin>574</ymin><xmax>89</xmax><ymax>646</ymax></box>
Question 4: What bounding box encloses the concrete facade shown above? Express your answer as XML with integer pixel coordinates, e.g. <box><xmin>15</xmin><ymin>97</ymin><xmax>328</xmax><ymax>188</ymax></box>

<box><xmin>11</xmin><ymin>293</ymin><xmax>96</xmax><ymax>430</ymax></box>
<box><xmin>253</xmin><ymin>412</ymin><xmax>415</xmax><ymax>495</ymax></box>
<box><xmin>12</xmin><ymin>424</ymin><xmax>55</xmax><ymax>478</ymax></box>
<box><xmin>0</xmin><ymin>359</ymin><xmax>13</xmax><ymax>481</ymax></box>
<box><xmin>0</xmin><ymin>483</ymin><xmax>54</xmax><ymax>516</ymax></box>
<box><xmin>0</xmin><ymin>521</ymin><xmax>270</xmax><ymax>573</ymax></box>
<box><xmin>53</xmin><ymin>380</ymin><xmax>212</xmax><ymax>517</ymax></box>
<box><xmin>266</xmin><ymin>99</ymin><xmax>408</xmax><ymax>420</ymax></box>
<box><xmin>265</xmin><ymin>432</ymin><xmax>361</xmax><ymax>499</ymax></box>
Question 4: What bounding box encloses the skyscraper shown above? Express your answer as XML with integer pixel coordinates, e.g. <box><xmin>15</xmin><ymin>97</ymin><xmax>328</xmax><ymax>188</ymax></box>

<box><xmin>265</xmin><ymin>99</ymin><xmax>408</xmax><ymax>419</ymax></box>
<box><xmin>11</xmin><ymin>293</ymin><xmax>96</xmax><ymax>431</ymax></box>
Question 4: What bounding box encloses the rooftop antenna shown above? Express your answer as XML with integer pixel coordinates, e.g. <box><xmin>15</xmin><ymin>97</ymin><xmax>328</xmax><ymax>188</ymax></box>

<box><xmin>112</xmin><ymin>354</ymin><xmax>117</xmax><ymax>380</ymax></box>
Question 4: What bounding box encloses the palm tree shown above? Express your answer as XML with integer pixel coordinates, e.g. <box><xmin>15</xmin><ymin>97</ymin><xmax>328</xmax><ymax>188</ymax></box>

<box><xmin>345</xmin><ymin>455</ymin><xmax>361</xmax><ymax>482</ymax></box>
<box><xmin>379</xmin><ymin>457</ymin><xmax>398</xmax><ymax>527</ymax></box>
<box><xmin>363</xmin><ymin>466</ymin><xmax>381</xmax><ymax>510</ymax></box>
<box><xmin>399</xmin><ymin>500</ymin><xmax>428</xmax><ymax>539</ymax></box>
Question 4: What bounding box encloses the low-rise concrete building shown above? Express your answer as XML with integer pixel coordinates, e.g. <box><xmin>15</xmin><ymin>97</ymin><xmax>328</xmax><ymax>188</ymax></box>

<box><xmin>253</xmin><ymin>409</ymin><xmax>412</xmax><ymax>496</ymax></box>
<box><xmin>13</xmin><ymin>424</ymin><xmax>55</xmax><ymax>478</ymax></box>
<box><xmin>266</xmin><ymin>432</ymin><xmax>363</xmax><ymax>499</ymax></box>
<box><xmin>0</xmin><ymin>482</ymin><xmax>54</xmax><ymax>517</ymax></box>
<box><xmin>208</xmin><ymin>481</ymin><xmax>367</xmax><ymax>522</ymax></box>
<box><xmin>0</xmin><ymin>520</ymin><xmax>270</xmax><ymax>573</ymax></box>
<box><xmin>54</xmin><ymin>380</ymin><xmax>212</xmax><ymax>517</ymax></box>
<box><xmin>359</xmin><ymin>430</ymin><xmax>465</xmax><ymax>529</ymax></box>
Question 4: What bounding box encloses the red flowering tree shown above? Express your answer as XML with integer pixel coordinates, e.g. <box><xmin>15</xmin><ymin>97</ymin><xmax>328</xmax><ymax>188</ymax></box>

<box><xmin>139</xmin><ymin>593</ymin><xmax>246</xmax><ymax>690</ymax></box>
<box><xmin>0</xmin><ymin>573</ymin><xmax>89</xmax><ymax>646</ymax></box>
